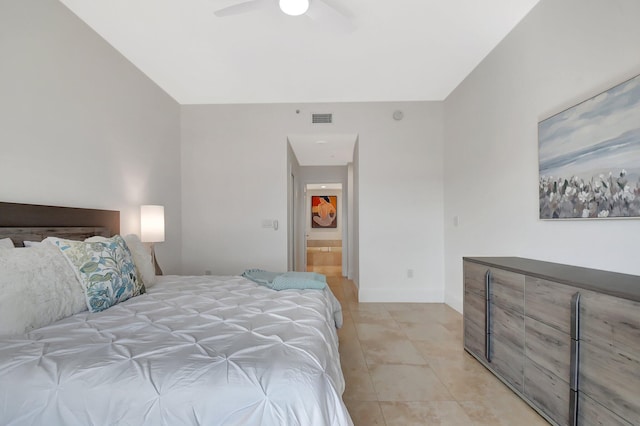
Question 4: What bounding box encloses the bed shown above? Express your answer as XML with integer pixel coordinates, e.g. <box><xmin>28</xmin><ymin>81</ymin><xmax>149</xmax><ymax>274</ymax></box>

<box><xmin>0</xmin><ymin>202</ymin><xmax>353</xmax><ymax>425</ymax></box>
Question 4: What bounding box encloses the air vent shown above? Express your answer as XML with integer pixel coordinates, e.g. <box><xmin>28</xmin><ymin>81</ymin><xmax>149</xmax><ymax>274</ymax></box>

<box><xmin>312</xmin><ymin>113</ymin><xmax>333</xmax><ymax>124</ymax></box>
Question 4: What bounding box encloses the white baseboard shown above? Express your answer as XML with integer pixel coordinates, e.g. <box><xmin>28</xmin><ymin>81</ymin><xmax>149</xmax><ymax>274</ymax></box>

<box><xmin>445</xmin><ymin>294</ymin><xmax>463</xmax><ymax>314</ymax></box>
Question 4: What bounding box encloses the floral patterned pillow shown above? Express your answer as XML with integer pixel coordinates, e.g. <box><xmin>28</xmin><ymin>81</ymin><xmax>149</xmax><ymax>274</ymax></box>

<box><xmin>49</xmin><ymin>235</ymin><xmax>145</xmax><ymax>312</ymax></box>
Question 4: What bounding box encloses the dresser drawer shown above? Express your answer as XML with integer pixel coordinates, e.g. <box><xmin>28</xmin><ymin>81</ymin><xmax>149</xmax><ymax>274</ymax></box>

<box><xmin>578</xmin><ymin>392</ymin><xmax>634</xmax><ymax>426</ymax></box>
<box><xmin>524</xmin><ymin>277</ymin><xmax>576</xmax><ymax>334</ymax></box>
<box><xmin>491</xmin><ymin>338</ymin><xmax>524</xmax><ymax>391</ymax></box>
<box><xmin>491</xmin><ymin>268</ymin><xmax>524</xmax><ymax>314</ymax></box>
<box><xmin>524</xmin><ymin>316</ymin><xmax>570</xmax><ymax>380</ymax></box>
<box><xmin>491</xmin><ymin>307</ymin><xmax>524</xmax><ymax>391</ymax></box>
<box><xmin>491</xmin><ymin>301</ymin><xmax>524</xmax><ymax>348</ymax></box>
<box><xmin>580</xmin><ymin>291</ymin><xmax>640</xmax><ymax>354</ymax></box>
<box><xmin>579</xmin><ymin>338</ymin><xmax>640</xmax><ymax>424</ymax></box>
<box><xmin>464</xmin><ymin>261</ymin><xmax>488</xmax><ymax>297</ymax></box>
<box><xmin>524</xmin><ymin>357</ymin><xmax>570</xmax><ymax>426</ymax></box>
<box><xmin>524</xmin><ymin>316</ymin><xmax>571</xmax><ymax>426</ymax></box>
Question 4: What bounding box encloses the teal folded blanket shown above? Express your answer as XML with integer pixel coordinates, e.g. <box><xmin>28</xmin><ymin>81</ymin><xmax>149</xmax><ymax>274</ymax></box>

<box><xmin>242</xmin><ymin>269</ymin><xmax>327</xmax><ymax>290</ymax></box>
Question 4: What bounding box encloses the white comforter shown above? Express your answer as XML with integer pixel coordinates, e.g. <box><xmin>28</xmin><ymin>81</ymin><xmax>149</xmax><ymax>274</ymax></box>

<box><xmin>0</xmin><ymin>275</ymin><xmax>352</xmax><ymax>426</ymax></box>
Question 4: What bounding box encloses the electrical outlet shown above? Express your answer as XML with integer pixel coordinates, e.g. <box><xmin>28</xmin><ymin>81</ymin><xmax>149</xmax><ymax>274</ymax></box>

<box><xmin>205</xmin><ymin>270</ymin><xmax>212</xmax><ymax>276</ymax></box>
<box><xmin>407</xmin><ymin>269</ymin><xmax>414</xmax><ymax>278</ymax></box>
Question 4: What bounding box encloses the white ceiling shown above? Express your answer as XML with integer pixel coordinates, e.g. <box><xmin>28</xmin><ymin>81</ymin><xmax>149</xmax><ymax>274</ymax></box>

<box><xmin>58</xmin><ymin>0</ymin><xmax>540</xmax><ymax>105</ymax></box>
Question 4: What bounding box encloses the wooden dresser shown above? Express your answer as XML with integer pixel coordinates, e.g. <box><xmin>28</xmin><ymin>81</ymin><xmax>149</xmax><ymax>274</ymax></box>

<box><xmin>463</xmin><ymin>257</ymin><xmax>640</xmax><ymax>426</ymax></box>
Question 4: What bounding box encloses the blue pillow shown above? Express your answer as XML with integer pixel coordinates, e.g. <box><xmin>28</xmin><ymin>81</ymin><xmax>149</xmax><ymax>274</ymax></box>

<box><xmin>270</xmin><ymin>271</ymin><xmax>327</xmax><ymax>290</ymax></box>
<box><xmin>50</xmin><ymin>236</ymin><xmax>145</xmax><ymax>312</ymax></box>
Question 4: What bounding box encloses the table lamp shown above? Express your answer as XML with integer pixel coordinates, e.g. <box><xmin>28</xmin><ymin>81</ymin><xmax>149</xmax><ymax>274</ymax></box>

<box><xmin>140</xmin><ymin>205</ymin><xmax>164</xmax><ymax>275</ymax></box>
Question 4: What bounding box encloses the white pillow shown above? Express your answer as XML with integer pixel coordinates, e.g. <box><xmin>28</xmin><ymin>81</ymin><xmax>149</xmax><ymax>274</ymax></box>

<box><xmin>0</xmin><ymin>238</ymin><xmax>14</xmax><ymax>249</ymax></box>
<box><xmin>0</xmin><ymin>241</ymin><xmax>87</xmax><ymax>336</ymax></box>
<box><xmin>123</xmin><ymin>234</ymin><xmax>156</xmax><ymax>287</ymax></box>
<box><xmin>23</xmin><ymin>241</ymin><xmax>41</xmax><ymax>247</ymax></box>
<box><xmin>85</xmin><ymin>234</ymin><xmax>155</xmax><ymax>287</ymax></box>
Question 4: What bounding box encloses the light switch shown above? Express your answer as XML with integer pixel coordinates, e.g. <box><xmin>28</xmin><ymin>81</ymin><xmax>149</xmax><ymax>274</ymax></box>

<box><xmin>262</xmin><ymin>219</ymin><xmax>278</xmax><ymax>230</ymax></box>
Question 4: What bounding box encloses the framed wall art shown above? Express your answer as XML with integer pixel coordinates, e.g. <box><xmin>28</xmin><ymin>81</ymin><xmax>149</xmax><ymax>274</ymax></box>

<box><xmin>311</xmin><ymin>195</ymin><xmax>337</xmax><ymax>228</ymax></box>
<box><xmin>539</xmin><ymin>74</ymin><xmax>640</xmax><ymax>219</ymax></box>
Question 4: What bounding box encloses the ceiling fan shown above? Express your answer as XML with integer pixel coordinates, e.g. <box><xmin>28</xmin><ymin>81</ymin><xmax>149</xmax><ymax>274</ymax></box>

<box><xmin>213</xmin><ymin>0</ymin><xmax>354</xmax><ymax>31</ymax></box>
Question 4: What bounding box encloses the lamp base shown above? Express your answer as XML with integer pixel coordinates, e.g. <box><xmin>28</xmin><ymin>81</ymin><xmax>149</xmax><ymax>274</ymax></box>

<box><xmin>150</xmin><ymin>243</ymin><xmax>163</xmax><ymax>276</ymax></box>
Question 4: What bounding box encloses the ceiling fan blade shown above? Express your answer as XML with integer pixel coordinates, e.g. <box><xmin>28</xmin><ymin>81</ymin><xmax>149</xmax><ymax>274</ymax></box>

<box><xmin>214</xmin><ymin>0</ymin><xmax>267</xmax><ymax>17</ymax></box>
<box><xmin>306</xmin><ymin>0</ymin><xmax>355</xmax><ymax>32</ymax></box>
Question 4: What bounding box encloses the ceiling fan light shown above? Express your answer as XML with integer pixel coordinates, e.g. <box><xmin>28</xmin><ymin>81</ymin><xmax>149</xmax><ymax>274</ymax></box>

<box><xmin>279</xmin><ymin>0</ymin><xmax>309</xmax><ymax>16</ymax></box>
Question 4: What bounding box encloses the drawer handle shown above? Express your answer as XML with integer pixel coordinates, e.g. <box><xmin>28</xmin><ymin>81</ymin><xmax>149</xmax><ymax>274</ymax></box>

<box><xmin>569</xmin><ymin>292</ymin><xmax>581</xmax><ymax>426</ymax></box>
<box><xmin>485</xmin><ymin>269</ymin><xmax>492</xmax><ymax>363</ymax></box>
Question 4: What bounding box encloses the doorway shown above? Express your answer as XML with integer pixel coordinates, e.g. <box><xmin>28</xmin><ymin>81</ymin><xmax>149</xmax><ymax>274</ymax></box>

<box><xmin>306</xmin><ymin>183</ymin><xmax>343</xmax><ymax>277</ymax></box>
<box><xmin>287</xmin><ymin>134</ymin><xmax>359</xmax><ymax>287</ymax></box>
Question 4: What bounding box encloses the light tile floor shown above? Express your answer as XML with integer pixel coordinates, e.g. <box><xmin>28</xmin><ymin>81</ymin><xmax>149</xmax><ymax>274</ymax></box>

<box><xmin>327</xmin><ymin>277</ymin><xmax>549</xmax><ymax>426</ymax></box>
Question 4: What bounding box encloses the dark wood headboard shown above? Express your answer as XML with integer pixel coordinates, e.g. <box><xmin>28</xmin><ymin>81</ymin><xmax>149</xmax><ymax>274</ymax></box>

<box><xmin>0</xmin><ymin>202</ymin><xmax>120</xmax><ymax>247</ymax></box>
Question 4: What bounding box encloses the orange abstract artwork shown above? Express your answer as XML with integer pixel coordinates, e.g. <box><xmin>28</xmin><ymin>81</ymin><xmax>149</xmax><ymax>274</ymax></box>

<box><xmin>311</xmin><ymin>196</ymin><xmax>337</xmax><ymax>228</ymax></box>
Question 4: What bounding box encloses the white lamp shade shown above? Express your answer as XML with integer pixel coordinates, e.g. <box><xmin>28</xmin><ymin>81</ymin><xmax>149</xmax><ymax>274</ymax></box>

<box><xmin>279</xmin><ymin>0</ymin><xmax>309</xmax><ymax>16</ymax></box>
<box><xmin>140</xmin><ymin>205</ymin><xmax>165</xmax><ymax>243</ymax></box>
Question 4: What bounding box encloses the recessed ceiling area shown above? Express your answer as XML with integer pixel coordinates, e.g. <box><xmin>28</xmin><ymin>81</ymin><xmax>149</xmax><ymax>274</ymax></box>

<box><xmin>58</xmin><ymin>0</ymin><xmax>541</xmax><ymax>104</ymax></box>
<box><xmin>289</xmin><ymin>133</ymin><xmax>356</xmax><ymax>166</ymax></box>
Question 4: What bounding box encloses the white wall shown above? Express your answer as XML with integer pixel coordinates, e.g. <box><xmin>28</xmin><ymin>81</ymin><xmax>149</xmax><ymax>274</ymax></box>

<box><xmin>181</xmin><ymin>102</ymin><xmax>445</xmax><ymax>302</ymax></box>
<box><xmin>286</xmin><ymin>142</ymin><xmax>301</xmax><ymax>271</ymax></box>
<box><xmin>443</xmin><ymin>0</ymin><xmax>640</xmax><ymax>312</ymax></box>
<box><xmin>351</xmin><ymin>141</ymin><xmax>360</xmax><ymax>286</ymax></box>
<box><xmin>0</xmin><ymin>0</ymin><xmax>182</xmax><ymax>273</ymax></box>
